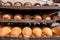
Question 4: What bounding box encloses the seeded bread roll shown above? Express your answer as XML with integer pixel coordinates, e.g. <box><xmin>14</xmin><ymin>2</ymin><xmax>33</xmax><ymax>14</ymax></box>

<box><xmin>22</xmin><ymin>27</ymin><xmax>32</xmax><ymax>38</ymax></box>
<box><xmin>33</xmin><ymin>27</ymin><xmax>42</xmax><ymax>38</ymax></box>
<box><xmin>10</xmin><ymin>27</ymin><xmax>21</xmax><ymax>37</ymax></box>
<box><xmin>42</xmin><ymin>27</ymin><xmax>53</xmax><ymax>37</ymax></box>
<box><xmin>0</xmin><ymin>26</ymin><xmax>11</xmax><ymax>36</ymax></box>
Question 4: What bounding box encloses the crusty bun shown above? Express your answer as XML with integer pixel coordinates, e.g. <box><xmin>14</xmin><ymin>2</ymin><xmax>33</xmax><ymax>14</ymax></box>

<box><xmin>0</xmin><ymin>1</ymin><xmax>4</xmax><ymax>6</ymax></box>
<box><xmin>49</xmin><ymin>3</ymin><xmax>57</xmax><ymax>6</ymax></box>
<box><xmin>45</xmin><ymin>17</ymin><xmax>51</xmax><ymax>20</ymax></box>
<box><xmin>42</xmin><ymin>14</ymin><xmax>51</xmax><ymax>20</ymax></box>
<box><xmin>0</xmin><ymin>27</ymin><xmax>1</xmax><ymax>31</ymax></box>
<box><xmin>41</xmin><ymin>4</ymin><xmax>49</xmax><ymax>6</ymax></box>
<box><xmin>22</xmin><ymin>27</ymin><xmax>32</xmax><ymax>38</ymax></box>
<box><xmin>42</xmin><ymin>27</ymin><xmax>53</xmax><ymax>37</ymax></box>
<box><xmin>10</xmin><ymin>27</ymin><xmax>21</xmax><ymax>37</ymax></box>
<box><xmin>33</xmin><ymin>27</ymin><xmax>42</xmax><ymax>38</ymax></box>
<box><xmin>34</xmin><ymin>3</ymin><xmax>40</xmax><ymax>6</ymax></box>
<box><xmin>52</xmin><ymin>15</ymin><xmax>60</xmax><ymax>20</ymax></box>
<box><xmin>24</xmin><ymin>14</ymin><xmax>31</xmax><ymax>20</ymax></box>
<box><xmin>14</xmin><ymin>2</ymin><xmax>22</xmax><ymax>6</ymax></box>
<box><xmin>3</xmin><ymin>14</ymin><xmax>13</xmax><ymax>19</ymax></box>
<box><xmin>0</xmin><ymin>14</ymin><xmax>3</xmax><ymax>18</ymax></box>
<box><xmin>33</xmin><ymin>14</ymin><xmax>42</xmax><ymax>20</ymax></box>
<box><xmin>24</xmin><ymin>2</ymin><xmax>32</xmax><ymax>6</ymax></box>
<box><xmin>52</xmin><ymin>27</ymin><xmax>60</xmax><ymax>35</ymax></box>
<box><xmin>0</xmin><ymin>26</ymin><xmax>11</xmax><ymax>36</ymax></box>
<box><xmin>4</xmin><ymin>2</ymin><xmax>12</xmax><ymax>6</ymax></box>
<box><xmin>14</xmin><ymin>14</ymin><xmax>23</xmax><ymax>20</ymax></box>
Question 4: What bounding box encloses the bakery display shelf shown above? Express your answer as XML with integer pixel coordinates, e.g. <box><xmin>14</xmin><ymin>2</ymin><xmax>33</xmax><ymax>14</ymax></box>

<box><xmin>0</xmin><ymin>6</ymin><xmax>60</xmax><ymax>10</ymax></box>
<box><xmin>0</xmin><ymin>36</ymin><xmax>60</xmax><ymax>40</ymax></box>
<box><xmin>0</xmin><ymin>19</ymin><xmax>58</xmax><ymax>23</ymax></box>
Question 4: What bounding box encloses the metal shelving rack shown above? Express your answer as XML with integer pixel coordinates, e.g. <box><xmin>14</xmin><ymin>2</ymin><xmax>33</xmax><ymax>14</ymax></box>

<box><xmin>0</xmin><ymin>6</ymin><xmax>60</xmax><ymax>10</ymax></box>
<box><xmin>0</xmin><ymin>5</ymin><xmax>60</xmax><ymax>40</ymax></box>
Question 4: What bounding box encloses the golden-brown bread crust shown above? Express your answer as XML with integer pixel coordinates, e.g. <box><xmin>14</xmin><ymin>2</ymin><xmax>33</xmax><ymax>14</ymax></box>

<box><xmin>24</xmin><ymin>2</ymin><xmax>32</xmax><ymax>6</ymax></box>
<box><xmin>14</xmin><ymin>2</ymin><xmax>22</xmax><ymax>6</ymax></box>
<box><xmin>24</xmin><ymin>14</ymin><xmax>31</xmax><ymax>20</ymax></box>
<box><xmin>52</xmin><ymin>15</ymin><xmax>60</xmax><ymax>20</ymax></box>
<box><xmin>33</xmin><ymin>27</ymin><xmax>42</xmax><ymax>38</ymax></box>
<box><xmin>41</xmin><ymin>4</ymin><xmax>49</xmax><ymax>6</ymax></box>
<box><xmin>49</xmin><ymin>3</ymin><xmax>57</xmax><ymax>6</ymax></box>
<box><xmin>3</xmin><ymin>14</ymin><xmax>13</xmax><ymax>19</ymax></box>
<box><xmin>22</xmin><ymin>27</ymin><xmax>32</xmax><ymax>38</ymax></box>
<box><xmin>0</xmin><ymin>26</ymin><xmax>11</xmax><ymax>36</ymax></box>
<box><xmin>10</xmin><ymin>27</ymin><xmax>21</xmax><ymax>37</ymax></box>
<box><xmin>52</xmin><ymin>27</ymin><xmax>60</xmax><ymax>35</ymax></box>
<box><xmin>4</xmin><ymin>2</ymin><xmax>12</xmax><ymax>6</ymax></box>
<box><xmin>33</xmin><ymin>14</ymin><xmax>42</xmax><ymax>20</ymax></box>
<box><xmin>34</xmin><ymin>3</ymin><xmax>40</xmax><ymax>6</ymax></box>
<box><xmin>42</xmin><ymin>14</ymin><xmax>51</xmax><ymax>20</ymax></box>
<box><xmin>14</xmin><ymin>14</ymin><xmax>23</xmax><ymax>20</ymax></box>
<box><xmin>42</xmin><ymin>27</ymin><xmax>53</xmax><ymax>37</ymax></box>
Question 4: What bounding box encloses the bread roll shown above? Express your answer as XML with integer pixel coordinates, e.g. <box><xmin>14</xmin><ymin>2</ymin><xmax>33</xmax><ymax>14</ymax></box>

<box><xmin>22</xmin><ymin>27</ymin><xmax>32</xmax><ymax>38</ymax></box>
<box><xmin>3</xmin><ymin>14</ymin><xmax>13</xmax><ymax>19</ymax></box>
<box><xmin>0</xmin><ymin>14</ymin><xmax>3</xmax><ymax>18</ymax></box>
<box><xmin>42</xmin><ymin>14</ymin><xmax>51</xmax><ymax>20</ymax></box>
<box><xmin>24</xmin><ymin>14</ymin><xmax>31</xmax><ymax>20</ymax></box>
<box><xmin>0</xmin><ymin>27</ymin><xmax>1</xmax><ymax>31</ymax></box>
<box><xmin>52</xmin><ymin>27</ymin><xmax>60</xmax><ymax>35</ymax></box>
<box><xmin>24</xmin><ymin>2</ymin><xmax>32</xmax><ymax>6</ymax></box>
<box><xmin>14</xmin><ymin>2</ymin><xmax>22</xmax><ymax>6</ymax></box>
<box><xmin>10</xmin><ymin>27</ymin><xmax>21</xmax><ymax>37</ymax></box>
<box><xmin>14</xmin><ymin>14</ymin><xmax>23</xmax><ymax>20</ymax></box>
<box><xmin>33</xmin><ymin>14</ymin><xmax>42</xmax><ymax>20</ymax></box>
<box><xmin>0</xmin><ymin>3</ymin><xmax>2</xmax><ymax>6</ymax></box>
<box><xmin>42</xmin><ymin>27</ymin><xmax>53</xmax><ymax>37</ymax></box>
<box><xmin>33</xmin><ymin>27</ymin><xmax>42</xmax><ymax>38</ymax></box>
<box><xmin>0</xmin><ymin>26</ymin><xmax>11</xmax><ymax>36</ymax></box>
<box><xmin>45</xmin><ymin>17</ymin><xmax>51</xmax><ymax>20</ymax></box>
<box><xmin>34</xmin><ymin>3</ymin><xmax>40</xmax><ymax>6</ymax></box>
<box><xmin>4</xmin><ymin>2</ymin><xmax>12</xmax><ymax>6</ymax></box>
<box><xmin>49</xmin><ymin>3</ymin><xmax>57</xmax><ymax>6</ymax></box>
<box><xmin>41</xmin><ymin>4</ymin><xmax>49</xmax><ymax>6</ymax></box>
<box><xmin>0</xmin><ymin>1</ymin><xmax>4</xmax><ymax>6</ymax></box>
<box><xmin>52</xmin><ymin>15</ymin><xmax>60</xmax><ymax>20</ymax></box>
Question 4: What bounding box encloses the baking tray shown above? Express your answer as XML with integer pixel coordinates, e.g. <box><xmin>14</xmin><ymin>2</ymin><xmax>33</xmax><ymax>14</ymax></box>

<box><xmin>0</xmin><ymin>6</ymin><xmax>60</xmax><ymax>10</ymax></box>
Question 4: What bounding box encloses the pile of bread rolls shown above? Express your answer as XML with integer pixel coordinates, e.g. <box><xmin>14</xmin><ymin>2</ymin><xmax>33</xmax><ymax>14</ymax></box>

<box><xmin>0</xmin><ymin>26</ymin><xmax>60</xmax><ymax>38</ymax></box>
<box><xmin>0</xmin><ymin>13</ymin><xmax>59</xmax><ymax>20</ymax></box>
<box><xmin>0</xmin><ymin>1</ymin><xmax>58</xmax><ymax>6</ymax></box>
